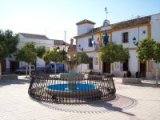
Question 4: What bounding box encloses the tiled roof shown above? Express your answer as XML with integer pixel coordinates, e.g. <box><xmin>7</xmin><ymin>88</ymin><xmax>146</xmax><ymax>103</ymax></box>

<box><xmin>111</xmin><ymin>16</ymin><xmax>151</xmax><ymax>30</ymax></box>
<box><xmin>53</xmin><ymin>39</ymin><xmax>69</xmax><ymax>46</ymax></box>
<box><xmin>75</xmin><ymin>15</ymin><xmax>151</xmax><ymax>38</ymax></box>
<box><xmin>19</xmin><ymin>33</ymin><xmax>49</xmax><ymax>40</ymax></box>
<box><xmin>76</xmin><ymin>19</ymin><xmax>95</xmax><ymax>25</ymax></box>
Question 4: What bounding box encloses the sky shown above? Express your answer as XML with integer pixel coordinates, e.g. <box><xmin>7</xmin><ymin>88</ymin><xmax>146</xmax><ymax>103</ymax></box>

<box><xmin>0</xmin><ymin>0</ymin><xmax>160</xmax><ymax>43</ymax></box>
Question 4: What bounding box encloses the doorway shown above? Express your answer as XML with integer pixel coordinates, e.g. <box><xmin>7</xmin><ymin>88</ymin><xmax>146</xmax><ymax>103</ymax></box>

<box><xmin>140</xmin><ymin>62</ymin><xmax>146</xmax><ymax>77</ymax></box>
<box><xmin>103</xmin><ymin>62</ymin><xmax>110</xmax><ymax>73</ymax></box>
<box><xmin>10</xmin><ymin>61</ymin><xmax>19</xmax><ymax>73</ymax></box>
<box><xmin>89</xmin><ymin>58</ymin><xmax>93</xmax><ymax>70</ymax></box>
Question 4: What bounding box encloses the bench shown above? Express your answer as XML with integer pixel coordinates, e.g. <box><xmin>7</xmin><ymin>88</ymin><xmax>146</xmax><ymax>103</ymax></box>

<box><xmin>122</xmin><ymin>77</ymin><xmax>141</xmax><ymax>84</ymax></box>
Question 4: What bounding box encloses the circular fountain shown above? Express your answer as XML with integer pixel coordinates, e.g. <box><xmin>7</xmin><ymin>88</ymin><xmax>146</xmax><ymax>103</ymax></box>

<box><xmin>28</xmin><ymin>39</ymin><xmax>116</xmax><ymax>104</ymax></box>
<box><xmin>28</xmin><ymin>72</ymin><xmax>116</xmax><ymax>104</ymax></box>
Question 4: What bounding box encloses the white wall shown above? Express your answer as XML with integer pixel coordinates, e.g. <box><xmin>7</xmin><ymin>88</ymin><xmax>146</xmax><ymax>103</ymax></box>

<box><xmin>77</xmin><ymin>23</ymin><xmax>94</xmax><ymax>36</ymax></box>
<box><xmin>76</xmin><ymin>15</ymin><xmax>160</xmax><ymax>77</ymax></box>
<box><xmin>151</xmin><ymin>13</ymin><xmax>160</xmax><ymax>42</ymax></box>
<box><xmin>75</xmin><ymin>52</ymin><xmax>100</xmax><ymax>73</ymax></box>
<box><xmin>18</xmin><ymin>35</ymin><xmax>54</xmax><ymax>50</ymax></box>
<box><xmin>76</xmin><ymin>34</ymin><xmax>99</xmax><ymax>52</ymax></box>
<box><xmin>111</xmin><ymin>26</ymin><xmax>148</xmax><ymax>76</ymax></box>
<box><xmin>76</xmin><ymin>64</ymin><xmax>88</xmax><ymax>73</ymax></box>
<box><xmin>88</xmin><ymin>52</ymin><xmax>99</xmax><ymax>71</ymax></box>
<box><xmin>112</xmin><ymin>26</ymin><xmax>148</xmax><ymax>48</ymax></box>
<box><xmin>17</xmin><ymin>34</ymin><xmax>54</xmax><ymax>68</ymax></box>
<box><xmin>128</xmin><ymin>50</ymin><xmax>139</xmax><ymax>76</ymax></box>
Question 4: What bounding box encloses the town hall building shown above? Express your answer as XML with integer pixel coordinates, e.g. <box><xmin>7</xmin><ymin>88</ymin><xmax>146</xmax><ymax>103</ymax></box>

<box><xmin>74</xmin><ymin>13</ymin><xmax>160</xmax><ymax>79</ymax></box>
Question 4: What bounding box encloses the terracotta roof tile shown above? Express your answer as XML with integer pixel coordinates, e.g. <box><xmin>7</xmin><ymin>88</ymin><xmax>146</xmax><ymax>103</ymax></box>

<box><xmin>76</xmin><ymin>19</ymin><xmax>95</xmax><ymax>25</ymax></box>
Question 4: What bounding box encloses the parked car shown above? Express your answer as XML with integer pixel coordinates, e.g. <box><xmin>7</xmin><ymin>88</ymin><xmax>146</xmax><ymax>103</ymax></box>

<box><xmin>15</xmin><ymin>65</ymin><xmax>35</xmax><ymax>74</ymax></box>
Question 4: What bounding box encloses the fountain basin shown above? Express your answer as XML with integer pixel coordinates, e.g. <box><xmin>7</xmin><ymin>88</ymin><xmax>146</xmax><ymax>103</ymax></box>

<box><xmin>48</xmin><ymin>83</ymin><xmax>95</xmax><ymax>92</ymax></box>
<box><xmin>46</xmin><ymin>83</ymin><xmax>101</xmax><ymax>99</ymax></box>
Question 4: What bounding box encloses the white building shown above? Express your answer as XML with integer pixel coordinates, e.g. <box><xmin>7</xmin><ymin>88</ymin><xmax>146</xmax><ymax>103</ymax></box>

<box><xmin>18</xmin><ymin>33</ymin><xmax>55</xmax><ymax>68</ymax></box>
<box><xmin>3</xmin><ymin>33</ymin><xmax>54</xmax><ymax>73</ymax></box>
<box><xmin>74</xmin><ymin>13</ymin><xmax>160</xmax><ymax>79</ymax></box>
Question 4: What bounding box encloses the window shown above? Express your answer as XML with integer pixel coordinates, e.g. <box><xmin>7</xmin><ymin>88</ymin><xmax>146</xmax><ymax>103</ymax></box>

<box><xmin>88</xmin><ymin>38</ymin><xmax>93</xmax><ymax>47</ymax></box>
<box><xmin>122</xmin><ymin>32</ymin><xmax>128</xmax><ymax>43</ymax></box>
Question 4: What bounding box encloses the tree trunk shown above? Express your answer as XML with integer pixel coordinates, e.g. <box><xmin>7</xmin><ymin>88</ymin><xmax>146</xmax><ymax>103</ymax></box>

<box><xmin>155</xmin><ymin>62</ymin><xmax>159</xmax><ymax>86</ymax></box>
<box><xmin>29</xmin><ymin>63</ymin><xmax>31</xmax><ymax>77</ymax></box>
<box><xmin>25</xmin><ymin>63</ymin><xmax>28</xmax><ymax>77</ymax></box>
<box><xmin>0</xmin><ymin>62</ymin><xmax>2</xmax><ymax>79</ymax></box>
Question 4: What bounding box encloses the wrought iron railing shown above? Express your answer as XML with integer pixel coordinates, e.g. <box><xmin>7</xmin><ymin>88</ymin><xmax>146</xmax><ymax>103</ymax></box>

<box><xmin>28</xmin><ymin>73</ymin><xmax>116</xmax><ymax>104</ymax></box>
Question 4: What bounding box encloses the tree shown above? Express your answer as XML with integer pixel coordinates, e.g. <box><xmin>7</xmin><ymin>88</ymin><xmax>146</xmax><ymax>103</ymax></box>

<box><xmin>35</xmin><ymin>46</ymin><xmax>46</xmax><ymax>71</ymax></box>
<box><xmin>17</xmin><ymin>42</ymin><xmax>36</xmax><ymax>76</ymax></box>
<box><xmin>0</xmin><ymin>30</ymin><xmax>19</xmax><ymax>76</ymax></box>
<box><xmin>99</xmin><ymin>43</ymin><xmax>129</xmax><ymax>73</ymax></box>
<box><xmin>153</xmin><ymin>42</ymin><xmax>160</xmax><ymax>84</ymax></box>
<box><xmin>56</xmin><ymin>49</ymin><xmax>68</xmax><ymax>63</ymax></box>
<box><xmin>36</xmin><ymin>46</ymin><xmax>46</xmax><ymax>59</ymax></box>
<box><xmin>153</xmin><ymin>42</ymin><xmax>160</xmax><ymax>63</ymax></box>
<box><xmin>137</xmin><ymin>38</ymin><xmax>156</xmax><ymax>62</ymax></box>
<box><xmin>75</xmin><ymin>52</ymin><xmax>89</xmax><ymax>64</ymax></box>
<box><xmin>137</xmin><ymin>38</ymin><xmax>160</xmax><ymax>85</ymax></box>
<box><xmin>43</xmin><ymin>49</ymin><xmax>68</xmax><ymax>74</ymax></box>
<box><xmin>100</xmin><ymin>43</ymin><xmax>129</xmax><ymax>63</ymax></box>
<box><xmin>76</xmin><ymin>52</ymin><xmax>89</xmax><ymax>72</ymax></box>
<box><xmin>43</xmin><ymin>50</ymin><xmax>50</xmax><ymax>64</ymax></box>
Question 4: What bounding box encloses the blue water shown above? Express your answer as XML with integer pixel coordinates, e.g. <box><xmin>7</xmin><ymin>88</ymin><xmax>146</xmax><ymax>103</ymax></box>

<box><xmin>47</xmin><ymin>83</ymin><xmax>96</xmax><ymax>92</ymax></box>
<box><xmin>62</xmin><ymin>72</ymin><xmax>80</xmax><ymax>75</ymax></box>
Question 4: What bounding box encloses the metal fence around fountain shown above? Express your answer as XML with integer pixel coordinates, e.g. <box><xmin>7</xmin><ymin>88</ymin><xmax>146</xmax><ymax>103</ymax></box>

<box><xmin>28</xmin><ymin>73</ymin><xmax>116</xmax><ymax>104</ymax></box>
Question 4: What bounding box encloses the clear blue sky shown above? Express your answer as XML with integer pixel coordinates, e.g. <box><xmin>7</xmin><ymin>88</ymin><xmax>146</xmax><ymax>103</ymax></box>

<box><xmin>0</xmin><ymin>0</ymin><xmax>160</xmax><ymax>43</ymax></box>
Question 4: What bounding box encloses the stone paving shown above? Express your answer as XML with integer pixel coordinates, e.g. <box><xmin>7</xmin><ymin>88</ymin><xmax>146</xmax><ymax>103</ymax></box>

<box><xmin>0</xmin><ymin>77</ymin><xmax>160</xmax><ymax>120</ymax></box>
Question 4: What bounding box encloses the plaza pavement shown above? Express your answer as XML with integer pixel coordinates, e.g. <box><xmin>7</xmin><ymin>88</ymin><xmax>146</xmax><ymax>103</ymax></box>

<box><xmin>0</xmin><ymin>76</ymin><xmax>160</xmax><ymax>120</ymax></box>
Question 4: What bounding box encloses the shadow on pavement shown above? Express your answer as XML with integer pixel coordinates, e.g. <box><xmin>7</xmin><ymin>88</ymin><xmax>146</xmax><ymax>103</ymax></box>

<box><xmin>89</xmin><ymin>101</ymin><xmax>135</xmax><ymax>116</ymax></box>
<box><xmin>123</xmin><ymin>81</ymin><xmax>160</xmax><ymax>88</ymax></box>
<box><xmin>0</xmin><ymin>76</ymin><xmax>30</xmax><ymax>87</ymax></box>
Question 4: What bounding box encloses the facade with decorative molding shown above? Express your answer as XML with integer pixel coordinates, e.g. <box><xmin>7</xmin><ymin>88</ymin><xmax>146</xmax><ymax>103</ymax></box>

<box><xmin>74</xmin><ymin>13</ymin><xmax>160</xmax><ymax>79</ymax></box>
